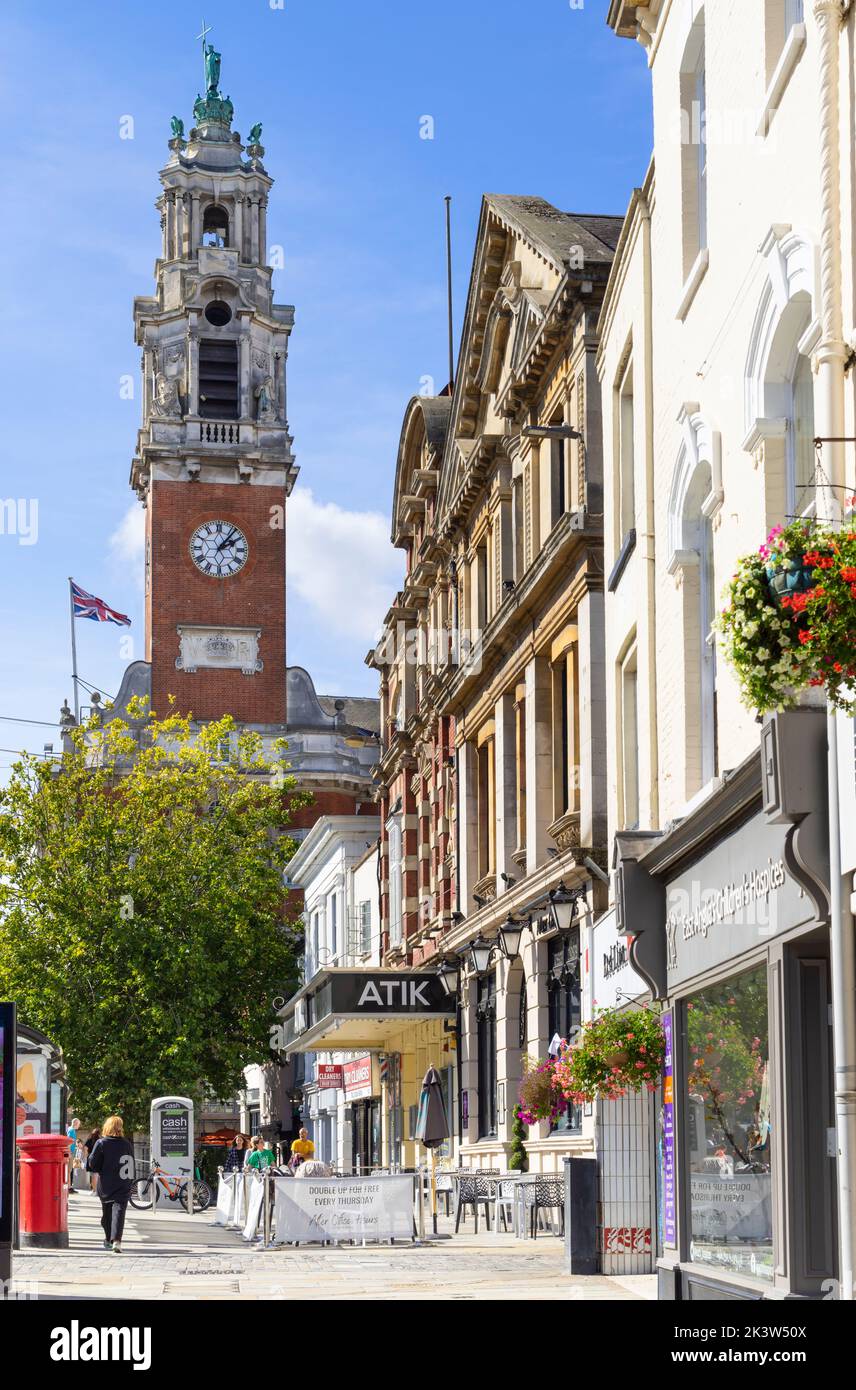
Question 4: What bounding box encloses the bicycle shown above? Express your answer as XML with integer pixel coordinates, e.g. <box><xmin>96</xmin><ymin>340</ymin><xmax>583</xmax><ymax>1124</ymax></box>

<box><xmin>128</xmin><ymin>1161</ymin><xmax>213</xmax><ymax>1213</ymax></box>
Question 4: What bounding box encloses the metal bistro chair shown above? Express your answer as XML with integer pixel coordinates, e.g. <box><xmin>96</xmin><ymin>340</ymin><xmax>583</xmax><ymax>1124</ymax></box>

<box><xmin>453</xmin><ymin>1170</ymin><xmax>500</xmax><ymax>1234</ymax></box>
<box><xmin>524</xmin><ymin>1176</ymin><xmax>566</xmax><ymax>1239</ymax></box>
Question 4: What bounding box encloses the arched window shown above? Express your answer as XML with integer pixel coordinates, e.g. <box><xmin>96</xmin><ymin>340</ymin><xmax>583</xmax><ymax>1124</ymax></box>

<box><xmin>668</xmin><ymin>407</ymin><xmax>723</xmax><ymax>799</ymax></box>
<box><xmin>678</xmin><ymin>5</ymin><xmax>707</xmax><ymax>282</ymax></box>
<box><xmin>202</xmin><ymin>203</ymin><xmax>229</xmax><ymax>247</ymax></box>
<box><xmin>744</xmin><ymin>229</ymin><xmax>818</xmax><ymax>525</ymax></box>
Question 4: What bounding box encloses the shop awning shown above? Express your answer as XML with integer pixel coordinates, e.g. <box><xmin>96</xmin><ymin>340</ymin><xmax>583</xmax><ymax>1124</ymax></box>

<box><xmin>277</xmin><ymin>968</ymin><xmax>456</xmax><ymax>1053</ymax></box>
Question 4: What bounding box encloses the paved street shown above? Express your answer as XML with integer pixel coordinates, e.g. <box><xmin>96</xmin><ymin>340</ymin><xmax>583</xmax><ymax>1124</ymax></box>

<box><xmin>11</xmin><ymin>1191</ymin><xmax>655</xmax><ymax>1301</ymax></box>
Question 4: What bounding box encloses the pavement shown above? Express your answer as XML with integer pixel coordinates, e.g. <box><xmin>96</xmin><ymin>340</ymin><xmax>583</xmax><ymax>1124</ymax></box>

<box><xmin>11</xmin><ymin>1188</ymin><xmax>657</xmax><ymax>1301</ymax></box>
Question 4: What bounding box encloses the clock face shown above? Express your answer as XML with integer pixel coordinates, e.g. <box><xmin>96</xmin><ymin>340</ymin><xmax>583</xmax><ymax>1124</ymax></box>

<box><xmin>189</xmin><ymin>520</ymin><xmax>249</xmax><ymax>578</ymax></box>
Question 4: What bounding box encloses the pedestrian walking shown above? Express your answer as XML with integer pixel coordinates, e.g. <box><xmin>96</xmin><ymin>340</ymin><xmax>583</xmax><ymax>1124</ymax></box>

<box><xmin>224</xmin><ymin>1134</ymin><xmax>248</xmax><ymax>1172</ymax></box>
<box><xmin>66</xmin><ymin>1116</ymin><xmax>81</xmax><ymax>1193</ymax></box>
<box><xmin>84</xmin><ymin>1127</ymin><xmax>101</xmax><ymax>1193</ymax></box>
<box><xmin>289</xmin><ymin>1127</ymin><xmax>315</xmax><ymax>1171</ymax></box>
<box><xmin>87</xmin><ymin>1115</ymin><xmax>135</xmax><ymax>1253</ymax></box>
<box><xmin>246</xmin><ymin>1137</ymin><xmax>274</xmax><ymax>1171</ymax></box>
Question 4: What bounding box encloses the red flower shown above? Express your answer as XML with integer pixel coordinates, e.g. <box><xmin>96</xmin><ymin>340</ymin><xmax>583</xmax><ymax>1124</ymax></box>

<box><xmin>798</xmin><ymin>630</ymin><xmax>814</xmax><ymax>645</ymax></box>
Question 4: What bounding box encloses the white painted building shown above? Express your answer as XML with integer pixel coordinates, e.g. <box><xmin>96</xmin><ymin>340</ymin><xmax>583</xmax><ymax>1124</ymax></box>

<box><xmin>286</xmin><ymin>816</ymin><xmax>381</xmax><ymax>1171</ymax></box>
<box><xmin>599</xmin><ymin>0</ymin><xmax>856</xmax><ymax>1301</ymax></box>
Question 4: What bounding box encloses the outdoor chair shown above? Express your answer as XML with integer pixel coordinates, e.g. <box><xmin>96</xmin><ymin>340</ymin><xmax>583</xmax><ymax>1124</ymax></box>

<box><xmin>453</xmin><ymin>1170</ymin><xmax>500</xmax><ymax>1233</ymax></box>
<box><xmin>524</xmin><ymin>1177</ymin><xmax>565</xmax><ymax>1239</ymax></box>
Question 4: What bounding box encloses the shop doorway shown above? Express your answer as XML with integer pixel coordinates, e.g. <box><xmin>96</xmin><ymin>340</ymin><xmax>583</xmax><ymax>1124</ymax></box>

<box><xmin>351</xmin><ymin>1099</ymin><xmax>381</xmax><ymax>1173</ymax></box>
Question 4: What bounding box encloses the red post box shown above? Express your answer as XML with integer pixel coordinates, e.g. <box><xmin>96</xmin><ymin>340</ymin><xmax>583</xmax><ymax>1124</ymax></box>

<box><xmin>17</xmin><ymin>1133</ymin><xmax>71</xmax><ymax>1248</ymax></box>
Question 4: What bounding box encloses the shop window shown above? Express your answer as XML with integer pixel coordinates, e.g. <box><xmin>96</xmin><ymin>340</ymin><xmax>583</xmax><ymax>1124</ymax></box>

<box><xmin>477</xmin><ymin>972</ymin><xmax>497</xmax><ymax>1138</ymax></box>
<box><xmin>684</xmin><ymin>964</ymin><xmax>773</xmax><ymax>1283</ymax></box>
<box><xmin>547</xmin><ymin>931</ymin><xmax>582</xmax><ymax>1133</ymax></box>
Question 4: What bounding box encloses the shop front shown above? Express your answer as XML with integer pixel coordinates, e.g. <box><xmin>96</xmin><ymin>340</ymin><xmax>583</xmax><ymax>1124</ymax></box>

<box><xmin>278</xmin><ymin>969</ymin><xmax>457</xmax><ymax>1173</ymax></box>
<box><xmin>615</xmin><ymin>710</ymin><xmax>834</xmax><ymax>1301</ymax></box>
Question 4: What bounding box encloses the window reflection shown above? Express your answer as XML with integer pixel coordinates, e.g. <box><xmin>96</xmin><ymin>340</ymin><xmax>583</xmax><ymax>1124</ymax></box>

<box><xmin>685</xmin><ymin>964</ymin><xmax>773</xmax><ymax>1282</ymax></box>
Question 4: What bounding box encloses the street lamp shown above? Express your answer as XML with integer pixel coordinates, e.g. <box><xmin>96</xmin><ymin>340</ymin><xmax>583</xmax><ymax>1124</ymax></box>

<box><xmin>467</xmin><ymin>936</ymin><xmax>495</xmax><ymax>975</ymax></box>
<box><xmin>497</xmin><ymin>913</ymin><xmax>527</xmax><ymax>961</ymax></box>
<box><xmin>437</xmin><ymin>957</ymin><xmax>461</xmax><ymax>997</ymax></box>
<box><xmin>548</xmin><ymin>881</ymin><xmax>578</xmax><ymax>933</ymax></box>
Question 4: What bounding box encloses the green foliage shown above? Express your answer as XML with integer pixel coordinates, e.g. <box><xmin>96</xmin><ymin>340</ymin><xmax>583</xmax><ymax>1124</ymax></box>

<box><xmin>715</xmin><ymin>517</ymin><xmax>856</xmax><ymax>714</ymax></box>
<box><xmin>508</xmin><ymin>1105</ymin><xmax>528</xmax><ymax>1172</ymax></box>
<box><xmin>0</xmin><ymin>700</ymin><xmax>307</xmax><ymax>1132</ymax></box>
<box><xmin>553</xmin><ymin>1007</ymin><xmax>665</xmax><ymax>1103</ymax></box>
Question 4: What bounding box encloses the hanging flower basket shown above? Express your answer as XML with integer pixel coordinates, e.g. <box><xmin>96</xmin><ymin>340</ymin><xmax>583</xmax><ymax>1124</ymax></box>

<box><xmin>715</xmin><ymin>516</ymin><xmax>856</xmax><ymax>715</ymax></box>
<box><xmin>552</xmin><ymin>1008</ymin><xmax>666</xmax><ymax>1104</ymax></box>
<box><xmin>516</xmin><ymin>1055</ymin><xmax>566</xmax><ymax>1126</ymax></box>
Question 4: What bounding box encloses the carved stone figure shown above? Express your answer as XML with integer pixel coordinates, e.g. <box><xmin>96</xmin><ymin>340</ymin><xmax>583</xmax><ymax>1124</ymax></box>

<box><xmin>153</xmin><ymin>372</ymin><xmax>182</xmax><ymax>418</ymax></box>
<box><xmin>255</xmin><ymin>375</ymin><xmax>275</xmax><ymax>421</ymax></box>
<box><xmin>204</xmin><ymin>44</ymin><xmax>221</xmax><ymax>93</ymax></box>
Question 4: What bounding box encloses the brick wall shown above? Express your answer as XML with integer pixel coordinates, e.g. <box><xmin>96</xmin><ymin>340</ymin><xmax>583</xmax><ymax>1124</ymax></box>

<box><xmin>148</xmin><ymin>480</ymin><xmax>286</xmax><ymax>723</ymax></box>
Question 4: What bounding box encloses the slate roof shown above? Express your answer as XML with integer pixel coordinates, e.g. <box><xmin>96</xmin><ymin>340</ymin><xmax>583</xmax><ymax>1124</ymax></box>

<box><xmin>485</xmin><ymin>195</ymin><xmax>624</xmax><ymax>271</ymax></box>
<box><xmin>318</xmin><ymin>695</ymin><xmax>381</xmax><ymax>735</ymax></box>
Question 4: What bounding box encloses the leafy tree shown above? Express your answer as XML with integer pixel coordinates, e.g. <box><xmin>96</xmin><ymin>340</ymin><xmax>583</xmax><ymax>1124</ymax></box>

<box><xmin>0</xmin><ymin>699</ymin><xmax>306</xmax><ymax>1131</ymax></box>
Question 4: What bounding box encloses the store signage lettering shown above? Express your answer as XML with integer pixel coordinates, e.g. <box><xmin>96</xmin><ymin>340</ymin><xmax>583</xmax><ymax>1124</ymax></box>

<box><xmin>666</xmin><ymin>858</ymin><xmax>787</xmax><ymax>970</ymax></box>
<box><xmin>316</xmin><ymin>1064</ymin><xmax>343</xmax><ymax>1090</ymax></box>
<box><xmin>343</xmin><ymin>1055</ymin><xmax>374</xmax><ymax>1099</ymax></box>
<box><xmin>602</xmin><ymin>942</ymin><xmax>628</xmax><ymax>980</ymax></box>
<box><xmin>357</xmin><ymin>979</ymin><xmax>432</xmax><ymax>1008</ymax></box>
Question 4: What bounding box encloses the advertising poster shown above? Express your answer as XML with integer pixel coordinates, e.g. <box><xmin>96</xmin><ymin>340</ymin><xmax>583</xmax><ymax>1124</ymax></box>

<box><xmin>662</xmin><ymin>1010</ymin><xmax>676</xmax><ymax>1246</ymax></box>
<box><xmin>159</xmin><ymin>1105</ymin><xmax>190</xmax><ymax>1159</ymax></box>
<box><xmin>15</xmin><ymin>1052</ymin><xmax>48</xmax><ymax>1139</ymax></box>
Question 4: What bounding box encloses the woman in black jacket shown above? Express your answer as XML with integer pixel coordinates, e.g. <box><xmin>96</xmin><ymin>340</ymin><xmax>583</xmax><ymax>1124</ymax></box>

<box><xmin>87</xmin><ymin>1115</ymin><xmax>135</xmax><ymax>1252</ymax></box>
<box><xmin>224</xmin><ymin>1134</ymin><xmax>247</xmax><ymax>1172</ymax></box>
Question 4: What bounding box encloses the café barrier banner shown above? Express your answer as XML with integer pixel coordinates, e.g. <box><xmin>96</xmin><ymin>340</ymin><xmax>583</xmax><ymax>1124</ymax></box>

<box><xmin>242</xmin><ymin>1173</ymin><xmax>266</xmax><ymax>1241</ymax></box>
<box><xmin>273</xmin><ymin>1175</ymin><xmax>414</xmax><ymax>1244</ymax></box>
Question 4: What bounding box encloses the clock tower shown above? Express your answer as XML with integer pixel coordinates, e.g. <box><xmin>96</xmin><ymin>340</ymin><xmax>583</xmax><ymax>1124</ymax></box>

<box><xmin>131</xmin><ymin>47</ymin><xmax>296</xmax><ymax>724</ymax></box>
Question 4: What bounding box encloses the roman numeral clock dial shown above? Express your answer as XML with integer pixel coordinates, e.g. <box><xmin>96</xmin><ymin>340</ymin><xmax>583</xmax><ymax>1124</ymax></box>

<box><xmin>189</xmin><ymin>520</ymin><xmax>249</xmax><ymax>578</ymax></box>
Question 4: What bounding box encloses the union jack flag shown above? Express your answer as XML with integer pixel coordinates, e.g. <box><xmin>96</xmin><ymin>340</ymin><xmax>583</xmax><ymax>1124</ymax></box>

<box><xmin>71</xmin><ymin>580</ymin><xmax>131</xmax><ymax>627</ymax></box>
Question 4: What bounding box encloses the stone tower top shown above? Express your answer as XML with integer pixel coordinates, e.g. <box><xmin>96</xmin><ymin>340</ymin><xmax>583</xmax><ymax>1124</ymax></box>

<box><xmin>165</xmin><ymin>36</ymin><xmax>268</xmax><ymax>178</ymax></box>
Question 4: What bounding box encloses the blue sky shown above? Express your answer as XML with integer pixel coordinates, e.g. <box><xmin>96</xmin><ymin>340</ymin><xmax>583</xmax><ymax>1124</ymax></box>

<box><xmin>0</xmin><ymin>0</ymin><xmax>651</xmax><ymax>766</ymax></box>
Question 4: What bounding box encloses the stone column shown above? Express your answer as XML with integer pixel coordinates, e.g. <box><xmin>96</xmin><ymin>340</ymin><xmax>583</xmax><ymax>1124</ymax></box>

<box><xmin>239</xmin><ymin>332</ymin><xmax>251</xmax><ymax>420</ymax></box>
<box><xmin>455</xmin><ymin>740</ymin><xmax>480</xmax><ymax>914</ymax></box>
<box><xmin>524</xmin><ymin>655</ymin><xmax>553</xmax><ymax>875</ymax></box>
<box><xmin>494</xmin><ymin>692</ymin><xmax>517</xmax><ymax>893</ymax></box>
<box><xmin>166</xmin><ymin>192</ymin><xmax>176</xmax><ymax>260</ymax></box>
<box><xmin>250</xmin><ymin>196</ymin><xmax>260</xmax><ymax>264</ymax></box>
<box><xmin>187</xmin><ymin>328</ymin><xmax>199</xmax><ymax>416</ymax></box>
<box><xmin>233</xmin><ymin>195</ymin><xmax>243</xmax><ymax>259</ymax></box>
<box><xmin>178</xmin><ymin>193</ymin><xmax>188</xmax><ymax>259</ymax></box>
<box><xmin>259</xmin><ymin>195</ymin><xmax>268</xmax><ymax>264</ymax></box>
<box><xmin>190</xmin><ymin>193</ymin><xmax>201</xmax><ymax>253</ymax></box>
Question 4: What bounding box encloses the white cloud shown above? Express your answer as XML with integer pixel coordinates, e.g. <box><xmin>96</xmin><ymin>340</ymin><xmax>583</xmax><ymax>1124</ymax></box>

<box><xmin>288</xmin><ymin>487</ymin><xmax>402</xmax><ymax>642</ymax></box>
<box><xmin>105</xmin><ymin>489</ymin><xmax>403</xmax><ymax>650</ymax></box>
<box><xmin>109</xmin><ymin>503</ymin><xmax>145</xmax><ymax>588</ymax></box>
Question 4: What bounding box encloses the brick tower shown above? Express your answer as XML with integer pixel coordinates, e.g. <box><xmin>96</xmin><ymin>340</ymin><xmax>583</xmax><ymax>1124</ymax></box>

<box><xmin>130</xmin><ymin>46</ymin><xmax>296</xmax><ymax>724</ymax></box>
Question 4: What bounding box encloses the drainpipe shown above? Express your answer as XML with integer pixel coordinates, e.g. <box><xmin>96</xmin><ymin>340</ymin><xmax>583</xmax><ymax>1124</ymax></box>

<box><xmin>639</xmin><ymin>182</ymin><xmax>660</xmax><ymax>830</ymax></box>
<box><xmin>812</xmin><ymin>0</ymin><xmax>856</xmax><ymax>1301</ymax></box>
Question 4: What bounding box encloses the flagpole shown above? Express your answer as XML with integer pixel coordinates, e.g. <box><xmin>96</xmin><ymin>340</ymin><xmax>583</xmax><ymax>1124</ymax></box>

<box><xmin>68</xmin><ymin>578</ymin><xmax>79</xmax><ymax>723</ymax></box>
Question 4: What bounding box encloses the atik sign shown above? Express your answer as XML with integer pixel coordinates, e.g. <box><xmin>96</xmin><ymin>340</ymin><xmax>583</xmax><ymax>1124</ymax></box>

<box><xmin>332</xmin><ymin>973</ymin><xmax>455</xmax><ymax>1015</ymax></box>
<box><xmin>316</xmin><ymin>1064</ymin><xmax>343</xmax><ymax>1090</ymax></box>
<box><xmin>343</xmin><ymin>1055</ymin><xmax>375</xmax><ymax>1100</ymax></box>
